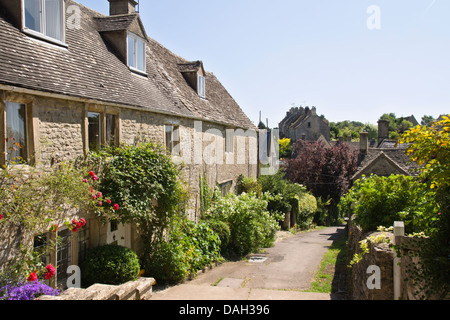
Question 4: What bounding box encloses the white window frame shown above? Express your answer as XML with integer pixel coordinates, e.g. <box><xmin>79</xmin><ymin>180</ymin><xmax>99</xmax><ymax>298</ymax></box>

<box><xmin>126</xmin><ymin>31</ymin><xmax>147</xmax><ymax>75</ymax></box>
<box><xmin>197</xmin><ymin>75</ymin><xmax>206</xmax><ymax>98</ymax></box>
<box><xmin>22</xmin><ymin>0</ymin><xmax>66</xmax><ymax>46</ymax></box>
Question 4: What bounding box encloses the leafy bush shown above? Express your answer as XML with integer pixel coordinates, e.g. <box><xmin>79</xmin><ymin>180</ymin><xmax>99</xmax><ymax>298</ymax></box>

<box><xmin>84</xmin><ymin>143</ymin><xmax>189</xmax><ymax>278</ymax></box>
<box><xmin>236</xmin><ymin>175</ymin><xmax>262</xmax><ymax>196</ymax></box>
<box><xmin>340</xmin><ymin>174</ymin><xmax>439</xmax><ymax>233</ymax></box>
<box><xmin>258</xmin><ymin>171</ymin><xmax>317</xmax><ymax>230</ymax></box>
<box><xmin>80</xmin><ymin>244</ymin><xmax>140</xmax><ymax>287</ymax></box>
<box><xmin>296</xmin><ymin>192</ymin><xmax>318</xmax><ymax>230</ymax></box>
<box><xmin>147</xmin><ymin>218</ymin><xmax>222</xmax><ymax>285</ymax></box>
<box><xmin>207</xmin><ymin>193</ymin><xmax>279</xmax><ymax>257</ymax></box>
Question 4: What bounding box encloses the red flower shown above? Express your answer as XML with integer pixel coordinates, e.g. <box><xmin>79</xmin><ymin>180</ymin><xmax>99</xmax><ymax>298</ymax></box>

<box><xmin>0</xmin><ymin>214</ymin><xmax>3</xmax><ymax>220</ymax></box>
<box><xmin>88</xmin><ymin>171</ymin><xmax>95</xmax><ymax>177</ymax></box>
<box><xmin>97</xmin><ymin>192</ymin><xmax>102</xmax><ymax>198</ymax></box>
<box><xmin>44</xmin><ymin>264</ymin><xmax>56</xmax><ymax>279</ymax></box>
<box><xmin>113</xmin><ymin>204</ymin><xmax>119</xmax><ymax>211</ymax></box>
<box><xmin>107</xmin><ymin>199</ymin><xmax>112</xmax><ymax>204</ymax></box>
<box><xmin>91</xmin><ymin>194</ymin><xmax>97</xmax><ymax>200</ymax></box>
<box><xmin>80</xmin><ymin>218</ymin><xmax>86</xmax><ymax>226</ymax></box>
<box><xmin>27</xmin><ymin>271</ymin><xmax>38</xmax><ymax>282</ymax></box>
<box><xmin>98</xmin><ymin>201</ymin><xmax>102</xmax><ymax>206</ymax></box>
<box><xmin>82</xmin><ymin>178</ymin><xmax>88</xmax><ymax>183</ymax></box>
<box><xmin>50</xmin><ymin>224</ymin><xmax>58</xmax><ymax>232</ymax></box>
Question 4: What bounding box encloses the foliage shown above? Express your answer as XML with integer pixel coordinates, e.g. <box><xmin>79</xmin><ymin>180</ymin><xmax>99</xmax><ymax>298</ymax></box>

<box><xmin>0</xmin><ymin>162</ymin><xmax>94</xmax><ymax>231</ymax></box>
<box><xmin>236</xmin><ymin>175</ymin><xmax>262</xmax><ymax>197</ymax></box>
<box><xmin>285</xmin><ymin>140</ymin><xmax>357</xmax><ymax>225</ymax></box>
<box><xmin>80</xmin><ymin>244</ymin><xmax>140</xmax><ymax>287</ymax></box>
<box><xmin>295</xmin><ymin>192</ymin><xmax>318</xmax><ymax>230</ymax></box>
<box><xmin>330</xmin><ymin>121</ymin><xmax>377</xmax><ymax>141</ymax></box>
<box><xmin>0</xmin><ymin>280</ymin><xmax>60</xmax><ymax>300</ymax></box>
<box><xmin>147</xmin><ymin>217</ymin><xmax>222</xmax><ymax>285</ymax></box>
<box><xmin>83</xmin><ymin>142</ymin><xmax>190</xmax><ymax>277</ymax></box>
<box><xmin>340</xmin><ymin>175</ymin><xmax>439</xmax><ymax>234</ymax></box>
<box><xmin>348</xmin><ymin>227</ymin><xmax>392</xmax><ymax>267</ymax></box>
<box><xmin>396</xmin><ymin>115</ymin><xmax>450</xmax><ymax>299</ymax></box>
<box><xmin>379</xmin><ymin>113</ymin><xmax>415</xmax><ymax>139</ymax></box>
<box><xmin>279</xmin><ymin>138</ymin><xmax>293</xmax><ymax>159</ymax></box>
<box><xmin>205</xmin><ymin>192</ymin><xmax>279</xmax><ymax>257</ymax></box>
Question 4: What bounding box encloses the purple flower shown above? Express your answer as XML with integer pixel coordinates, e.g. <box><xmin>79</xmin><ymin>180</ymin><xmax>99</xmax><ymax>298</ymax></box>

<box><xmin>0</xmin><ymin>281</ymin><xmax>60</xmax><ymax>300</ymax></box>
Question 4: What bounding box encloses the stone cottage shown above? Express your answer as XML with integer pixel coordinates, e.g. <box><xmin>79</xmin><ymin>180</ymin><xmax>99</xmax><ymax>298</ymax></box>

<box><xmin>279</xmin><ymin>106</ymin><xmax>330</xmax><ymax>142</ymax></box>
<box><xmin>351</xmin><ymin>119</ymin><xmax>418</xmax><ymax>182</ymax></box>
<box><xmin>0</xmin><ymin>0</ymin><xmax>258</xmax><ymax>286</ymax></box>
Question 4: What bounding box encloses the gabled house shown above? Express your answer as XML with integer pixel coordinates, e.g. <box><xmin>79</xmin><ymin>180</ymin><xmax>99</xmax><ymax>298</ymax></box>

<box><xmin>0</xmin><ymin>0</ymin><xmax>258</xmax><ymax>287</ymax></box>
<box><xmin>279</xmin><ymin>106</ymin><xmax>330</xmax><ymax>142</ymax></box>
<box><xmin>351</xmin><ymin>120</ymin><xmax>418</xmax><ymax>182</ymax></box>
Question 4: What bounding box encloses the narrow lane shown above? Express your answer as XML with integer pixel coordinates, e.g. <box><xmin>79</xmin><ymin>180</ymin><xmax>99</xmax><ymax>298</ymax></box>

<box><xmin>149</xmin><ymin>225</ymin><xmax>346</xmax><ymax>300</ymax></box>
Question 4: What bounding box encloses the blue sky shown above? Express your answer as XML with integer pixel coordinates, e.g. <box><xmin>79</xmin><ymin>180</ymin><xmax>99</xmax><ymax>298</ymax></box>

<box><xmin>76</xmin><ymin>0</ymin><xmax>450</xmax><ymax>127</ymax></box>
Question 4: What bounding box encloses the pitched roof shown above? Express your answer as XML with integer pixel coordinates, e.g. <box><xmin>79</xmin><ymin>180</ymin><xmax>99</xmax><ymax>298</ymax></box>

<box><xmin>352</xmin><ymin>148</ymin><xmax>419</xmax><ymax>181</ymax></box>
<box><xmin>0</xmin><ymin>0</ymin><xmax>255</xmax><ymax>130</ymax></box>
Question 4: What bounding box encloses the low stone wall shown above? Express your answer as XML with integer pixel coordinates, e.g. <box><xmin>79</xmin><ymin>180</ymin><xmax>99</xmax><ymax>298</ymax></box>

<box><xmin>38</xmin><ymin>277</ymin><xmax>156</xmax><ymax>300</ymax></box>
<box><xmin>347</xmin><ymin>218</ymin><xmax>395</xmax><ymax>300</ymax></box>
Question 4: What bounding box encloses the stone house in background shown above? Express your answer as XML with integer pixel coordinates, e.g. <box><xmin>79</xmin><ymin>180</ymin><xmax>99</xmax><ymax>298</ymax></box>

<box><xmin>0</xmin><ymin>0</ymin><xmax>258</xmax><ymax>287</ymax></box>
<box><xmin>351</xmin><ymin>119</ymin><xmax>418</xmax><ymax>182</ymax></box>
<box><xmin>279</xmin><ymin>106</ymin><xmax>330</xmax><ymax>143</ymax></box>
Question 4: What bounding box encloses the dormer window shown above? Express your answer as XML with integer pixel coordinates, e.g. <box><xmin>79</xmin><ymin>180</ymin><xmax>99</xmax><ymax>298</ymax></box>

<box><xmin>127</xmin><ymin>32</ymin><xmax>146</xmax><ymax>73</ymax></box>
<box><xmin>198</xmin><ymin>75</ymin><xmax>206</xmax><ymax>98</ymax></box>
<box><xmin>23</xmin><ymin>0</ymin><xmax>65</xmax><ymax>43</ymax></box>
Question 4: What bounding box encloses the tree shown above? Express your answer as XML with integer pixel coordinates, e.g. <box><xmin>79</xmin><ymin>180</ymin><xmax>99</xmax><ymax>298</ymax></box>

<box><xmin>397</xmin><ymin>115</ymin><xmax>450</xmax><ymax>299</ymax></box>
<box><xmin>285</xmin><ymin>140</ymin><xmax>358</xmax><ymax>224</ymax></box>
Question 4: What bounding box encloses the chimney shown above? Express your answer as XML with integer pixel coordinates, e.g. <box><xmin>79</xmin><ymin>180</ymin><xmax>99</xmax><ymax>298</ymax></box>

<box><xmin>378</xmin><ymin>119</ymin><xmax>389</xmax><ymax>143</ymax></box>
<box><xmin>108</xmin><ymin>0</ymin><xmax>138</xmax><ymax>15</ymax></box>
<box><xmin>359</xmin><ymin>132</ymin><xmax>369</xmax><ymax>155</ymax></box>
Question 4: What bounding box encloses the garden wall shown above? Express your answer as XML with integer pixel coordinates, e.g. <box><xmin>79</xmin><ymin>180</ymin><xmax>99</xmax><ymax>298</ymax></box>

<box><xmin>347</xmin><ymin>217</ymin><xmax>394</xmax><ymax>300</ymax></box>
<box><xmin>347</xmin><ymin>217</ymin><xmax>438</xmax><ymax>300</ymax></box>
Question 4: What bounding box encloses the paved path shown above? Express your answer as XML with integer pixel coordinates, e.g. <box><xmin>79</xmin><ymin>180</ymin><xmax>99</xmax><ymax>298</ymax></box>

<box><xmin>149</xmin><ymin>225</ymin><xmax>346</xmax><ymax>300</ymax></box>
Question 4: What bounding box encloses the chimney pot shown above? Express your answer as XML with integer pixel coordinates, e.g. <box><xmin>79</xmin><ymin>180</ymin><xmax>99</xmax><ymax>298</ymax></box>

<box><xmin>378</xmin><ymin>119</ymin><xmax>390</xmax><ymax>143</ymax></box>
<box><xmin>360</xmin><ymin>132</ymin><xmax>369</xmax><ymax>155</ymax></box>
<box><xmin>108</xmin><ymin>0</ymin><xmax>138</xmax><ymax>15</ymax></box>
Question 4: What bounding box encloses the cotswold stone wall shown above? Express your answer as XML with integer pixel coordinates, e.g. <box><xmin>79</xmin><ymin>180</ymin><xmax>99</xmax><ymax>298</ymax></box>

<box><xmin>347</xmin><ymin>217</ymin><xmax>395</xmax><ymax>300</ymax></box>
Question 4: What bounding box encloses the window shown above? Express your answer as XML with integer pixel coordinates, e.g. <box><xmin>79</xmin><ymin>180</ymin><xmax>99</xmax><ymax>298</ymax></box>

<box><xmin>88</xmin><ymin>112</ymin><xmax>101</xmax><ymax>151</ymax></box>
<box><xmin>127</xmin><ymin>32</ymin><xmax>146</xmax><ymax>73</ymax></box>
<box><xmin>106</xmin><ymin>114</ymin><xmax>117</xmax><ymax>147</ymax></box>
<box><xmin>198</xmin><ymin>75</ymin><xmax>206</xmax><ymax>98</ymax></box>
<box><xmin>5</xmin><ymin>102</ymin><xmax>27</xmax><ymax>164</ymax></box>
<box><xmin>24</xmin><ymin>0</ymin><xmax>64</xmax><ymax>43</ymax></box>
<box><xmin>56</xmin><ymin>229</ymin><xmax>72</xmax><ymax>288</ymax></box>
<box><xmin>165</xmin><ymin>124</ymin><xmax>180</xmax><ymax>156</ymax></box>
<box><xmin>225</xmin><ymin>129</ymin><xmax>234</xmax><ymax>153</ymax></box>
<box><xmin>219</xmin><ymin>180</ymin><xmax>233</xmax><ymax>197</ymax></box>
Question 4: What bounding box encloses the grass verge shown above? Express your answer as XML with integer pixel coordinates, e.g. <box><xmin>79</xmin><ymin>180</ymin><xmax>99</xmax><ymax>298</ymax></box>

<box><xmin>307</xmin><ymin>234</ymin><xmax>347</xmax><ymax>294</ymax></box>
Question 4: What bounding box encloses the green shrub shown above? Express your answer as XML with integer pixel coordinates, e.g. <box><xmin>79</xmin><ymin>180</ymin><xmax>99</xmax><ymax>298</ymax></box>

<box><xmin>147</xmin><ymin>218</ymin><xmax>222</xmax><ymax>285</ymax></box>
<box><xmin>296</xmin><ymin>192</ymin><xmax>318</xmax><ymax>230</ymax></box>
<box><xmin>207</xmin><ymin>193</ymin><xmax>279</xmax><ymax>257</ymax></box>
<box><xmin>340</xmin><ymin>174</ymin><xmax>439</xmax><ymax>233</ymax></box>
<box><xmin>80</xmin><ymin>244</ymin><xmax>140</xmax><ymax>287</ymax></box>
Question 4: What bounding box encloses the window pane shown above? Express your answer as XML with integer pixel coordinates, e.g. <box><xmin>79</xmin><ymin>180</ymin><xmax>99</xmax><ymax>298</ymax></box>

<box><xmin>127</xmin><ymin>36</ymin><xmax>136</xmax><ymax>68</ymax></box>
<box><xmin>24</xmin><ymin>0</ymin><xmax>42</xmax><ymax>32</ymax></box>
<box><xmin>56</xmin><ymin>229</ymin><xmax>72</xmax><ymax>288</ymax></box>
<box><xmin>165</xmin><ymin>125</ymin><xmax>172</xmax><ymax>153</ymax></box>
<box><xmin>45</xmin><ymin>0</ymin><xmax>62</xmax><ymax>41</ymax></box>
<box><xmin>5</xmin><ymin>102</ymin><xmax>27</xmax><ymax>163</ymax></box>
<box><xmin>88</xmin><ymin>112</ymin><xmax>102</xmax><ymax>151</ymax></box>
<box><xmin>106</xmin><ymin>114</ymin><xmax>116</xmax><ymax>147</ymax></box>
<box><xmin>198</xmin><ymin>76</ymin><xmax>205</xmax><ymax>97</ymax></box>
<box><xmin>136</xmin><ymin>39</ymin><xmax>145</xmax><ymax>71</ymax></box>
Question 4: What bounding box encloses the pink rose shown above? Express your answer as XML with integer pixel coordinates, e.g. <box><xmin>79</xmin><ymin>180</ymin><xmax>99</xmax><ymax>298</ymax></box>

<box><xmin>113</xmin><ymin>204</ymin><xmax>119</xmax><ymax>211</ymax></box>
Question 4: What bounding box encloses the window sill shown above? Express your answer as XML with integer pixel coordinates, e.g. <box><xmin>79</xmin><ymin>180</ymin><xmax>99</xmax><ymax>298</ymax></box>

<box><xmin>22</xmin><ymin>28</ymin><xmax>68</xmax><ymax>49</ymax></box>
<box><xmin>129</xmin><ymin>66</ymin><xmax>148</xmax><ymax>77</ymax></box>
